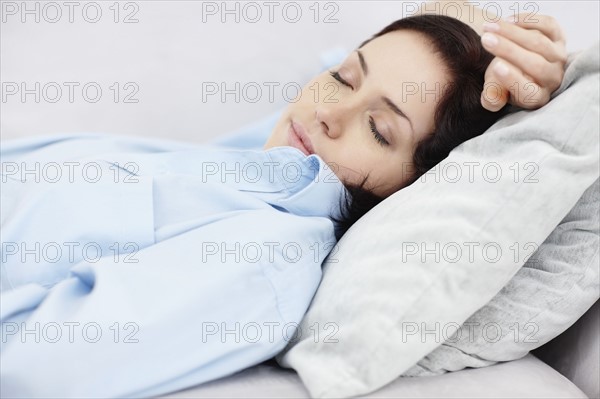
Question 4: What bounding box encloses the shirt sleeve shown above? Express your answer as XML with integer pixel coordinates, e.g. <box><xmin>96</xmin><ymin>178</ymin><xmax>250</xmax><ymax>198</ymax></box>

<box><xmin>0</xmin><ymin>136</ymin><xmax>341</xmax><ymax>398</ymax></box>
<box><xmin>0</xmin><ymin>206</ymin><xmax>336</xmax><ymax>398</ymax></box>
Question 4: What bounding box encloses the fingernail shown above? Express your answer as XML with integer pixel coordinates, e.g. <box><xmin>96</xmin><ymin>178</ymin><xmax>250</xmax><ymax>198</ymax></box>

<box><xmin>482</xmin><ymin>33</ymin><xmax>498</xmax><ymax>47</ymax></box>
<box><xmin>482</xmin><ymin>22</ymin><xmax>500</xmax><ymax>32</ymax></box>
<box><xmin>495</xmin><ymin>61</ymin><xmax>509</xmax><ymax>76</ymax></box>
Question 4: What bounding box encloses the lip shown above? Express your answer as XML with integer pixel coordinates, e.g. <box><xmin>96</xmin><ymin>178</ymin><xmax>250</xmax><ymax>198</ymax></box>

<box><xmin>288</xmin><ymin>120</ymin><xmax>315</xmax><ymax>156</ymax></box>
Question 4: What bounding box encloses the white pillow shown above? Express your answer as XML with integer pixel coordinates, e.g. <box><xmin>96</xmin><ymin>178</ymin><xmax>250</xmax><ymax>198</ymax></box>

<box><xmin>275</xmin><ymin>42</ymin><xmax>600</xmax><ymax>398</ymax></box>
<box><xmin>399</xmin><ymin>177</ymin><xmax>599</xmax><ymax>376</ymax></box>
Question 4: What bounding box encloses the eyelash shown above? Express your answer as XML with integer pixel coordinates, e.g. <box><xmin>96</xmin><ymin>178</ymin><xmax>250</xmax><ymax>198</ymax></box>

<box><xmin>329</xmin><ymin>70</ymin><xmax>390</xmax><ymax>147</ymax></box>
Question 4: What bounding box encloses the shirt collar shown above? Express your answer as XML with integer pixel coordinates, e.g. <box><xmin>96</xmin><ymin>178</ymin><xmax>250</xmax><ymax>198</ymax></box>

<box><xmin>96</xmin><ymin>145</ymin><xmax>348</xmax><ymax>221</ymax></box>
<box><xmin>263</xmin><ymin>146</ymin><xmax>348</xmax><ymax>221</ymax></box>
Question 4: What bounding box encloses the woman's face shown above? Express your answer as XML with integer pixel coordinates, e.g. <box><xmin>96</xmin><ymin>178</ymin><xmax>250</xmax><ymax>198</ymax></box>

<box><xmin>264</xmin><ymin>29</ymin><xmax>451</xmax><ymax>197</ymax></box>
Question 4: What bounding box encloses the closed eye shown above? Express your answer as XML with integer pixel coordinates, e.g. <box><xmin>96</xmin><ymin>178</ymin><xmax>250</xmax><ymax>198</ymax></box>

<box><xmin>329</xmin><ymin>70</ymin><xmax>390</xmax><ymax>147</ymax></box>
<box><xmin>329</xmin><ymin>70</ymin><xmax>352</xmax><ymax>89</ymax></box>
<box><xmin>369</xmin><ymin>117</ymin><xmax>390</xmax><ymax>147</ymax></box>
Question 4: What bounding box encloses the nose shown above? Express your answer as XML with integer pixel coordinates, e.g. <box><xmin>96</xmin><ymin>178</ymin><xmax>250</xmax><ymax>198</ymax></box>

<box><xmin>315</xmin><ymin>99</ymin><xmax>354</xmax><ymax>140</ymax></box>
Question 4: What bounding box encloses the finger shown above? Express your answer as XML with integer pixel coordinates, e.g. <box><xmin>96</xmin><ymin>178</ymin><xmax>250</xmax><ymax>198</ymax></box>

<box><xmin>482</xmin><ymin>18</ymin><xmax>568</xmax><ymax>64</ymax></box>
<box><xmin>481</xmin><ymin>31</ymin><xmax>564</xmax><ymax>89</ymax></box>
<box><xmin>507</xmin><ymin>13</ymin><xmax>566</xmax><ymax>44</ymax></box>
<box><xmin>481</xmin><ymin>59</ymin><xmax>510</xmax><ymax>112</ymax></box>
<box><xmin>484</xmin><ymin>57</ymin><xmax>551</xmax><ymax>110</ymax></box>
<box><xmin>481</xmin><ymin>86</ymin><xmax>508</xmax><ymax>112</ymax></box>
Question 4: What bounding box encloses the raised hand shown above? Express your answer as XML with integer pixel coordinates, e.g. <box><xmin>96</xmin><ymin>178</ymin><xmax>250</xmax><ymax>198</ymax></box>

<box><xmin>480</xmin><ymin>14</ymin><xmax>568</xmax><ymax>112</ymax></box>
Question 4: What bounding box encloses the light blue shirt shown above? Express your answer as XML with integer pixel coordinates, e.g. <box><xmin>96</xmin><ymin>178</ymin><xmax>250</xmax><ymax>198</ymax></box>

<box><xmin>0</xmin><ymin>133</ymin><xmax>347</xmax><ymax>398</ymax></box>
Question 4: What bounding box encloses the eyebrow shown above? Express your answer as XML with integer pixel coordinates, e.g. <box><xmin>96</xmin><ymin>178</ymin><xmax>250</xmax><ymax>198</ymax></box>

<box><xmin>355</xmin><ymin>50</ymin><xmax>415</xmax><ymax>138</ymax></box>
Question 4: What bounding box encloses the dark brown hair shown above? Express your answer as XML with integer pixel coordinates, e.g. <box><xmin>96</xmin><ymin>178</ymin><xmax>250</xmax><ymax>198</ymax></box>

<box><xmin>331</xmin><ymin>14</ymin><xmax>513</xmax><ymax>239</ymax></box>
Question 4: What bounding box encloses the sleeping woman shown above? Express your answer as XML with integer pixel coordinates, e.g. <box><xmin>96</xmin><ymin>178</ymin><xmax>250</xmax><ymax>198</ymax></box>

<box><xmin>0</xmin><ymin>12</ymin><xmax>567</xmax><ymax>399</ymax></box>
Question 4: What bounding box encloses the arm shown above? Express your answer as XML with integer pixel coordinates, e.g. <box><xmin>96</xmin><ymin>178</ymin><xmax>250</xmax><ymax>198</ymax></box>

<box><xmin>0</xmin><ymin>210</ymin><xmax>332</xmax><ymax>398</ymax></box>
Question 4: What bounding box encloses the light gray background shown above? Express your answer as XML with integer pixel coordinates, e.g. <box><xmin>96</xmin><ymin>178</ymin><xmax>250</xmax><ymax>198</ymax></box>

<box><xmin>1</xmin><ymin>0</ymin><xmax>598</xmax><ymax>143</ymax></box>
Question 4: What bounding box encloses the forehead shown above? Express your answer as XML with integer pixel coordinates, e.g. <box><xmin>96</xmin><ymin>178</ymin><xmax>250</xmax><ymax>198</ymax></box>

<box><xmin>360</xmin><ymin>30</ymin><xmax>450</xmax><ymax>132</ymax></box>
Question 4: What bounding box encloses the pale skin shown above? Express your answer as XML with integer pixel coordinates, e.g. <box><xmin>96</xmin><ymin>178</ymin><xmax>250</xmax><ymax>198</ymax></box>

<box><xmin>264</xmin><ymin>29</ymin><xmax>450</xmax><ymax>198</ymax></box>
<box><xmin>414</xmin><ymin>2</ymin><xmax>569</xmax><ymax>111</ymax></box>
<box><xmin>264</xmin><ymin>8</ymin><xmax>568</xmax><ymax>198</ymax></box>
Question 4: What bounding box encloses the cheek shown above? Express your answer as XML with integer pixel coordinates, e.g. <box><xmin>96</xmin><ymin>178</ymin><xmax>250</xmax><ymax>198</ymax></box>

<box><xmin>356</xmin><ymin>150</ymin><xmax>411</xmax><ymax>192</ymax></box>
<box><xmin>386</xmin><ymin>152</ymin><xmax>416</xmax><ymax>190</ymax></box>
<box><xmin>331</xmin><ymin>150</ymin><xmax>377</xmax><ymax>187</ymax></box>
